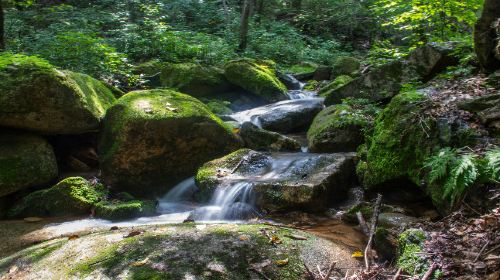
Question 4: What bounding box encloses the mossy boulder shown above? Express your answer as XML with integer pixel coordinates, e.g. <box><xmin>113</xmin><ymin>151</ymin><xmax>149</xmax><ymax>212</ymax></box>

<box><xmin>7</xmin><ymin>177</ymin><xmax>108</xmax><ymax>218</ymax></box>
<box><xmin>0</xmin><ymin>132</ymin><xmax>58</xmax><ymax>197</ymax></box>
<box><xmin>202</xmin><ymin>99</ymin><xmax>233</xmax><ymax>115</ymax></box>
<box><xmin>324</xmin><ymin>61</ymin><xmax>404</xmax><ymax>105</ymax></box>
<box><xmin>0</xmin><ymin>224</ymin><xmax>359</xmax><ymax>279</ymax></box>
<box><xmin>332</xmin><ymin>57</ymin><xmax>361</xmax><ymax>78</ymax></box>
<box><xmin>318</xmin><ymin>75</ymin><xmax>353</xmax><ymax>99</ymax></box>
<box><xmin>94</xmin><ymin>200</ymin><xmax>157</xmax><ymax>220</ymax></box>
<box><xmin>196</xmin><ymin>149</ymin><xmax>357</xmax><ymax>212</ymax></box>
<box><xmin>360</xmin><ymin>91</ymin><xmax>439</xmax><ymax>188</ymax></box>
<box><xmin>397</xmin><ymin>229</ymin><xmax>436</xmax><ymax>278</ymax></box>
<box><xmin>99</xmin><ymin>89</ymin><xmax>242</xmax><ymax>197</ymax></box>
<box><xmin>0</xmin><ymin>54</ymin><xmax>116</xmax><ymax>134</ymax></box>
<box><xmin>307</xmin><ymin>98</ymin><xmax>380</xmax><ymax>153</ymax></box>
<box><xmin>324</xmin><ymin>44</ymin><xmax>458</xmax><ymax>106</ymax></box>
<box><xmin>159</xmin><ymin>63</ymin><xmax>233</xmax><ymax>97</ymax></box>
<box><xmin>224</xmin><ymin>59</ymin><xmax>288</xmax><ymax>103</ymax></box>
<box><xmin>239</xmin><ymin>122</ymin><xmax>301</xmax><ymax>152</ymax></box>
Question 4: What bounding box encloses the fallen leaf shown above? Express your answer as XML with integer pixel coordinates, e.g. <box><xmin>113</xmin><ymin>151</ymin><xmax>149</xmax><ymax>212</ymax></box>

<box><xmin>275</xmin><ymin>258</ymin><xmax>289</xmax><ymax>266</ymax></box>
<box><xmin>124</xmin><ymin>231</ymin><xmax>142</xmax><ymax>238</ymax></box>
<box><xmin>130</xmin><ymin>257</ymin><xmax>149</xmax><ymax>267</ymax></box>
<box><xmin>351</xmin><ymin>251</ymin><xmax>364</xmax><ymax>258</ymax></box>
<box><xmin>285</xmin><ymin>234</ymin><xmax>308</xmax><ymax>240</ymax></box>
<box><xmin>270</xmin><ymin>235</ymin><xmax>282</xmax><ymax>244</ymax></box>
<box><xmin>23</xmin><ymin>217</ymin><xmax>43</xmax><ymax>223</ymax></box>
<box><xmin>239</xmin><ymin>235</ymin><xmax>250</xmax><ymax>241</ymax></box>
<box><xmin>68</xmin><ymin>234</ymin><xmax>79</xmax><ymax>240</ymax></box>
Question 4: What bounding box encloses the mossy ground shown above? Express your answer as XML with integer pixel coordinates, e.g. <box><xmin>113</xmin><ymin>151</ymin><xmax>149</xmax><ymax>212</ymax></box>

<box><xmin>0</xmin><ymin>223</ymin><xmax>358</xmax><ymax>280</ymax></box>
<box><xmin>397</xmin><ymin>229</ymin><xmax>439</xmax><ymax>279</ymax></box>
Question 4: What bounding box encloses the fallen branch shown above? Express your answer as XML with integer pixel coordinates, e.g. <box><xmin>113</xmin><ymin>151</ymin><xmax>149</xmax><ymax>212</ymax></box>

<box><xmin>473</xmin><ymin>240</ymin><xmax>490</xmax><ymax>262</ymax></box>
<box><xmin>323</xmin><ymin>261</ymin><xmax>336</xmax><ymax>280</ymax></box>
<box><xmin>421</xmin><ymin>262</ymin><xmax>437</xmax><ymax>280</ymax></box>
<box><xmin>304</xmin><ymin>263</ymin><xmax>317</xmax><ymax>280</ymax></box>
<box><xmin>364</xmin><ymin>194</ymin><xmax>383</xmax><ymax>271</ymax></box>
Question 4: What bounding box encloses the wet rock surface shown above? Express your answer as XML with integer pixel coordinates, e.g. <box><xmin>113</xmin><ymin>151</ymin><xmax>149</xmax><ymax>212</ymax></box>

<box><xmin>229</xmin><ymin>98</ymin><xmax>324</xmax><ymax>133</ymax></box>
<box><xmin>196</xmin><ymin>149</ymin><xmax>358</xmax><ymax>212</ymax></box>
<box><xmin>239</xmin><ymin>122</ymin><xmax>302</xmax><ymax>152</ymax></box>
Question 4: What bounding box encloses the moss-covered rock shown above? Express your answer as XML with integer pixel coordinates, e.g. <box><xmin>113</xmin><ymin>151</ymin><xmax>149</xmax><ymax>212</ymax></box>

<box><xmin>361</xmin><ymin>91</ymin><xmax>439</xmax><ymax>188</ymax></box>
<box><xmin>239</xmin><ymin>122</ymin><xmax>301</xmax><ymax>152</ymax></box>
<box><xmin>397</xmin><ymin>229</ymin><xmax>435</xmax><ymax>278</ymax></box>
<box><xmin>0</xmin><ymin>54</ymin><xmax>116</xmax><ymax>134</ymax></box>
<box><xmin>94</xmin><ymin>200</ymin><xmax>157</xmax><ymax>220</ymax></box>
<box><xmin>196</xmin><ymin>149</ymin><xmax>357</xmax><ymax>212</ymax></box>
<box><xmin>318</xmin><ymin>75</ymin><xmax>353</xmax><ymax>99</ymax></box>
<box><xmin>224</xmin><ymin>59</ymin><xmax>288</xmax><ymax>103</ymax></box>
<box><xmin>159</xmin><ymin>62</ymin><xmax>233</xmax><ymax>97</ymax></box>
<box><xmin>332</xmin><ymin>57</ymin><xmax>361</xmax><ymax>78</ymax></box>
<box><xmin>7</xmin><ymin>177</ymin><xmax>108</xmax><ymax>218</ymax></box>
<box><xmin>99</xmin><ymin>89</ymin><xmax>242</xmax><ymax>197</ymax></box>
<box><xmin>307</xmin><ymin>98</ymin><xmax>380</xmax><ymax>153</ymax></box>
<box><xmin>0</xmin><ymin>132</ymin><xmax>58</xmax><ymax>197</ymax></box>
<box><xmin>202</xmin><ymin>99</ymin><xmax>233</xmax><ymax>115</ymax></box>
<box><xmin>0</xmin><ymin>224</ymin><xmax>359</xmax><ymax>279</ymax></box>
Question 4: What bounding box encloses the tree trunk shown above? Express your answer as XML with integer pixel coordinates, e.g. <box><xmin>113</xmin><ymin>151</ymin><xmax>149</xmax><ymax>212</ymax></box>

<box><xmin>474</xmin><ymin>0</ymin><xmax>500</xmax><ymax>73</ymax></box>
<box><xmin>222</xmin><ymin>0</ymin><xmax>230</xmax><ymax>26</ymax></box>
<box><xmin>238</xmin><ymin>0</ymin><xmax>253</xmax><ymax>52</ymax></box>
<box><xmin>0</xmin><ymin>0</ymin><xmax>5</xmax><ymax>51</ymax></box>
<box><xmin>255</xmin><ymin>0</ymin><xmax>264</xmax><ymax>24</ymax></box>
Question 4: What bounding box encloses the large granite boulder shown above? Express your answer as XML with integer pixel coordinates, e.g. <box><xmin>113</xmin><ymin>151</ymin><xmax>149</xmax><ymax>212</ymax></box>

<box><xmin>307</xmin><ymin>99</ymin><xmax>380</xmax><ymax>153</ymax></box>
<box><xmin>459</xmin><ymin>93</ymin><xmax>500</xmax><ymax>136</ymax></box>
<box><xmin>99</xmin><ymin>89</ymin><xmax>242</xmax><ymax>197</ymax></box>
<box><xmin>0</xmin><ymin>132</ymin><xmax>58</xmax><ymax>197</ymax></box>
<box><xmin>158</xmin><ymin>63</ymin><xmax>233</xmax><ymax>97</ymax></box>
<box><xmin>224</xmin><ymin>59</ymin><xmax>288</xmax><ymax>103</ymax></box>
<box><xmin>0</xmin><ymin>54</ymin><xmax>116</xmax><ymax>134</ymax></box>
<box><xmin>6</xmin><ymin>177</ymin><xmax>107</xmax><ymax>218</ymax></box>
<box><xmin>324</xmin><ymin>44</ymin><xmax>458</xmax><ymax>106</ymax></box>
<box><xmin>196</xmin><ymin>149</ymin><xmax>357</xmax><ymax>212</ymax></box>
<box><xmin>229</xmin><ymin>98</ymin><xmax>324</xmax><ymax>133</ymax></box>
<box><xmin>239</xmin><ymin>122</ymin><xmax>301</xmax><ymax>152</ymax></box>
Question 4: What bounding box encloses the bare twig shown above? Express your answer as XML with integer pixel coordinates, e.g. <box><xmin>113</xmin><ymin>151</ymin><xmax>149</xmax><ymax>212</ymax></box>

<box><xmin>323</xmin><ymin>261</ymin><xmax>337</xmax><ymax>280</ymax></box>
<box><xmin>392</xmin><ymin>268</ymin><xmax>402</xmax><ymax>280</ymax></box>
<box><xmin>317</xmin><ymin>265</ymin><xmax>325</xmax><ymax>279</ymax></box>
<box><xmin>473</xmin><ymin>240</ymin><xmax>490</xmax><ymax>262</ymax></box>
<box><xmin>304</xmin><ymin>263</ymin><xmax>317</xmax><ymax>280</ymax></box>
<box><xmin>364</xmin><ymin>194</ymin><xmax>383</xmax><ymax>271</ymax></box>
<box><xmin>421</xmin><ymin>263</ymin><xmax>437</xmax><ymax>280</ymax></box>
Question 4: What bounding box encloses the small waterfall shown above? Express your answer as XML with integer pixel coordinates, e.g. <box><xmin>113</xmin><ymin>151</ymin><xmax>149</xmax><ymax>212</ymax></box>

<box><xmin>285</xmin><ymin>74</ymin><xmax>317</xmax><ymax>100</ymax></box>
<box><xmin>158</xmin><ymin>177</ymin><xmax>198</xmax><ymax>214</ymax></box>
<box><xmin>195</xmin><ymin>181</ymin><xmax>259</xmax><ymax>221</ymax></box>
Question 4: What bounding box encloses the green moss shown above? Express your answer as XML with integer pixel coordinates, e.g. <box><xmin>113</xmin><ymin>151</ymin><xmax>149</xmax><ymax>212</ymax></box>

<box><xmin>224</xmin><ymin>59</ymin><xmax>287</xmax><ymax>102</ymax></box>
<box><xmin>203</xmin><ymin>99</ymin><xmax>233</xmax><ymax>115</ymax></box>
<box><xmin>332</xmin><ymin>57</ymin><xmax>361</xmax><ymax>77</ymax></box>
<box><xmin>0</xmin><ymin>132</ymin><xmax>58</xmax><ymax>197</ymax></box>
<box><xmin>307</xmin><ymin>98</ymin><xmax>380</xmax><ymax>152</ymax></box>
<box><xmin>397</xmin><ymin>229</ymin><xmax>435</xmax><ymax>278</ymax></box>
<box><xmin>284</xmin><ymin>63</ymin><xmax>317</xmax><ymax>75</ymax></box>
<box><xmin>318</xmin><ymin>75</ymin><xmax>353</xmax><ymax>98</ymax></box>
<box><xmin>94</xmin><ymin>200</ymin><xmax>157</xmax><ymax>220</ymax></box>
<box><xmin>159</xmin><ymin>63</ymin><xmax>231</xmax><ymax>97</ymax></box>
<box><xmin>0</xmin><ymin>53</ymin><xmax>117</xmax><ymax>134</ymax></box>
<box><xmin>304</xmin><ymin>80</ymin><xmax>319</xmax><ymax>91</ymax></box>
<box><xmin>7</xmin><ymin>177</ymin><xmax>108</xmax><ymax>218</ymax></box>
<box><xmin>363</xmin><ymin>91</ymin><xmax>439</xmax><ymax>187</ymax></box>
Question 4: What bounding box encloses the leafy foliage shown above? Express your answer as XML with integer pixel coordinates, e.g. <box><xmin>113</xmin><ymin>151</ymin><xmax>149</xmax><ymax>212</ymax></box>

<box><xmin>424</xmin><ymin>148</ymin><xmax>499</xmax><ymax>207</ymax></box>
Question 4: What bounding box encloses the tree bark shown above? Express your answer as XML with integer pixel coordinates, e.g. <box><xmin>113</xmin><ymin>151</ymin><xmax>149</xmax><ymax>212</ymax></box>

<box><xmin>0</xmin><ymin>0</ymin><xmax>5</xmax><ymax>51</ymax></box>
<box><xmin>474</xmin><ymin>0</ymin><xmax>500</xmax><ymax>73</ymax></box>
<box><xmin>238</xmin><ymin>0</ymin><xmax>253</xmax><ymax>52</ymax></box>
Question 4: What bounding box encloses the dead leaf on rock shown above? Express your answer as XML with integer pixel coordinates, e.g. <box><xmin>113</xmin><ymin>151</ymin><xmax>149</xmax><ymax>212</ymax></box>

<box><xmin>239</xmin><ymin>235</ymin><xmax>250</xmax><ymax>241</ymax></box>
<box><xmin>275</xmin><ymin>258</ymin><xmax>289</xmax><ymax>266</ymax></box>
<box><xmin>270</xmin><ymin>235</ymin><xmax>282</xmax><ymax>245</ymax></box>
<box><xmin>131</xmin><ymin>257</ymin><xmax>149</xmax><ymax>267</ymax></box>
<box><xmin>124</xmin><ymin>231</ymin><xmax>142</xmax><ymax>238</ymax></box>
<box><xmin>68</xmin><ymin>234</ymin><xmax>79</xmax><ymax>240</ymax></box>
<box><xmin>285</xmin><ymin>234</ymin><xmax>307</xmax><ymax>240</ymax></box>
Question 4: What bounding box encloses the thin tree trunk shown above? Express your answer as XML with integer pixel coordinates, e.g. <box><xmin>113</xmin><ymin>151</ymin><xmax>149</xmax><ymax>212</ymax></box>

<box><xmin>238</xmin><ymin>0</ymin><xmax>253</xmax><ymax>52</ymax></box>
<box><xmin>0</xmin><ymin>0</ymin><xmax>5</xmax><ymax>51</ymax></box>
<box><xmin>255</xmin><ymin>0</ymin><xmax>263</xmax><ymax>24</ymax></box>
<box><xmin>222</xmin><ymin>0</ymin><xmax>230</xmax><ymax>26</ymax></box>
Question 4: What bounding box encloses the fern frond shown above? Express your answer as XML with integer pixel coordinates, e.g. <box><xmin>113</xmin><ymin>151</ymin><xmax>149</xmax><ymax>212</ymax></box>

<box><xmin>443</xmin><ymin>154</ymin><xmax>478</xmax><ymax>205</ymax></box>
<box><xmin>423</xmin><ymin>147</ymin><xmax>456</xmax><ymax>184</ymax></box>
<box><xmin>483</xmin><ymin>148</ymin><xmax>500</xmax><ymax>182</ymax></box>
